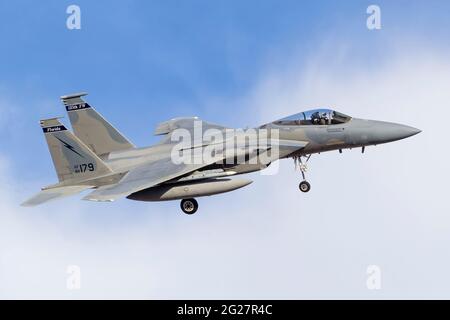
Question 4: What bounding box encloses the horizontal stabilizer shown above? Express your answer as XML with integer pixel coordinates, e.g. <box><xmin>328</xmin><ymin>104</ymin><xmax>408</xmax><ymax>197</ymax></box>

<box><xmin>21</xmin><ymin>185</ymin><xmax>93</xmax><ymax>207</ymax></box>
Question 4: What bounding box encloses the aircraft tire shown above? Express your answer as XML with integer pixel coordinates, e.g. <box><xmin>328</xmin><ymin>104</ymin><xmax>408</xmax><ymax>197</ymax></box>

<box><xmin>299</xmin><ymin>181</ymin><xmax>311</xmax><ymax>193</ymax></box>
<box><xmin>180</xmin><ymin>198</ymin><xmax>198</xmax><ymax>215</ymax></box>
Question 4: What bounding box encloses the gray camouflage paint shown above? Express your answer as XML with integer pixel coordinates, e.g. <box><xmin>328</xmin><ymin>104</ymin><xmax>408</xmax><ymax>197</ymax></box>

<box><xmin>22</xmin><ymin>93</ymin><xmax>421</xmax><ymax>206</ymax></box>
<box><xmin>264</xmin><ymin>118</ymin><xmax>420</xmax><ymax>157</ymax></box>
<box><xmin>62</xmin><ymin>93</ymin><xmax>135</xmax><ymax>156</ymax></box>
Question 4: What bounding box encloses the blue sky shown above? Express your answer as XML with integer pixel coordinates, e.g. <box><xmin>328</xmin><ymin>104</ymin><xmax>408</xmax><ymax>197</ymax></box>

<box><xmin>1</xmin><ymin>1</ymin><xmax>450</xmax><ymax>298</ymax></box>
<box><xmin>0</xmin><ymin>2</ymin><xmax>448</xmax><ymax>135</ymax></box>
<box><xmin>1</xmin><ymin>1</ymin><xmax>448</xmax><ymax>152</ymax></box>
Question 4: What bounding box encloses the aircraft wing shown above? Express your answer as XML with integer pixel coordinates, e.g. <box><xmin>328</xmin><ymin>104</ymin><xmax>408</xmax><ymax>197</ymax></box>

<box><xmin>83</xmin><ymin>155</ymin><xmax>227</xmax><ymax>202</ymax></box>
<box><xmin>21</xmin><ymin>185</ymin><xmax>94</xmax><ymax>207</ymax></box>
<box><xmin>83</xmin><ymin>137</ymin><xmax>309</xmax><ymax>202</ymax></box>
<box><xmin>84</xmin><ymin>133</ymin><xmax>243</xmax><ymax>202</ymax></box>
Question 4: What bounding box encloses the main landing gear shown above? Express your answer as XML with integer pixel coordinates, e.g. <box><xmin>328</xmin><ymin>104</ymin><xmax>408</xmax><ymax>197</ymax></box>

<box><xmin>294</xmin><ymin>155</ymin><xmax>312</xmax><ymax>193</ymax></box>
<box><xmin>180</xmin><ymin>198</ymin><xmax>198</xmax><ymax>215</ymax></box>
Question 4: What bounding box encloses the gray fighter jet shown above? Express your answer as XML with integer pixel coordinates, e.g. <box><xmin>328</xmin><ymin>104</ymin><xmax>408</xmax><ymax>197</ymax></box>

<box><xmin>22</xmin><ymin>93</ymin><xmax>421</xmax><ymax>214</ymax></box>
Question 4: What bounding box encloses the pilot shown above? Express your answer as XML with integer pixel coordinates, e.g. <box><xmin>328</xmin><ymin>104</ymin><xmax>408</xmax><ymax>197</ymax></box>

<box><xmin>311</xmin><ymin>111</ymin><xmax>329</xmax><ymax>125</ymax></box>
<box><xmin>319</xmin><ymin>112</ymin><xmax>329</xmax><ymax>125</ymax></box>
<box><xmin>311</xmin><ymin>112</ymin><xmax>321</xmax><ymax>125</ymax></box>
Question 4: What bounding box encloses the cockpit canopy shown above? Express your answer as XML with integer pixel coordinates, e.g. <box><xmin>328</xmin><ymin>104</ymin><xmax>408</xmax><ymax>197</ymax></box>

<box><xmin>274</xmin><ymin>109</ymin><xmax>352</xmax><ymax>126</ymax></box>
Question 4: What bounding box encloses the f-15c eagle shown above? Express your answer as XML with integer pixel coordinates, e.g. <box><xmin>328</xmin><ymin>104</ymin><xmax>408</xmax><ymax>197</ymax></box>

<box><xmin>22</xmin><ymin>93</ymin><xmax>420</xmax><ymax>214</ymax></box>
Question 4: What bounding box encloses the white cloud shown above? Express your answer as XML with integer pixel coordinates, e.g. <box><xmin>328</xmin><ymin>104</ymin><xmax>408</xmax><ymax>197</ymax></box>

<box><xmin>1</xmin><ymin>44</ymin><xmax>450</xmax><ymax>299</ymax></box>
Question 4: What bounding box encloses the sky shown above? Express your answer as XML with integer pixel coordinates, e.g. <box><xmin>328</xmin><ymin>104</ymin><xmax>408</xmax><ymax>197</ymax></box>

<box><xmin>0</xmin><ymin>0</ymin><xmax>450</xmax><ymax>299</ymax></box>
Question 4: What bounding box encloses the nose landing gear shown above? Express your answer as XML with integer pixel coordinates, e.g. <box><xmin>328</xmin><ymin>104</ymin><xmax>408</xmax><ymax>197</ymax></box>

<box><xmin>294</xmin><ymin>154</ymin><xmax>312</xmax><ymax>193</ymax></box>
<box><xmin>180</xmin><ymin>198</ymin><xmax>198</xmax><ymax>215</ymax></box>
<box><xmin>299</xmin><ymin>181</ymin><xmax>311</xmax><ymax>193</ymax></box>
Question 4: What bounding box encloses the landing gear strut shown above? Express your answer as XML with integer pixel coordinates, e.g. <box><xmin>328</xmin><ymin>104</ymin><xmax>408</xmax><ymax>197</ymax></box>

<box><xmin>180</xmin><ymin>198</ymin><xmax>198</xmax><ymax>215</ymax></box>
<box><xmin>294</xmin><ymin>155</ymin><xmax>312</xmax><ymax>193</ymax></box>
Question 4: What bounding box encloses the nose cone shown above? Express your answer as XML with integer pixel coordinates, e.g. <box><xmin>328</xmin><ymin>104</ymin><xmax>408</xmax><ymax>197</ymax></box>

<box><xmin>369</xmin><ymin>121</ymin><xmax>421</xmax><ymax>144</ymax></box>
<box><xmin>397</xmin><ymin>125</ymin><xmax>422</xmax><ymax>139</ymax></box>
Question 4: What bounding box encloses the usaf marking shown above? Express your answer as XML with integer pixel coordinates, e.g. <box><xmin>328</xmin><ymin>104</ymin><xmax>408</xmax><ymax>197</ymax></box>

<box><xmin>66</xmin><ymin>103</ymin><xmax>91</xmax><ymax>112</ymax></box>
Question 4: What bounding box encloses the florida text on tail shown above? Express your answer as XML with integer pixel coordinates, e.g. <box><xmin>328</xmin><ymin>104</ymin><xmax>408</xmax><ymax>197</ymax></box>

<box><xmin>22</xmin><ymin>93</ymin><xmax>420</xmax><ymax>214</ymax></box>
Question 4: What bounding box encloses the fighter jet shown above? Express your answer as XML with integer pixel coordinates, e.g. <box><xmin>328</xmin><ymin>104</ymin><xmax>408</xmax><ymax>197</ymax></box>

<box><xmin>22</xmin><ymin>93</ymin><xmax>421</xmax><ymax>214</ymax></box>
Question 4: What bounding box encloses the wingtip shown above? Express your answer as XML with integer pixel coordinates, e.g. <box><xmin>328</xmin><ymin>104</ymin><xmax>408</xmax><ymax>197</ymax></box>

<box><xmin>39</xmin><ymin>117</ymin><xmax>64</xmax><ymax>125</ymax></box>
<box><xmin>20</xmin><ymin>200</ymin><xmax>35</xmax><ymax>207</ymax></box>
<box><xmin>60</xmin><ymin>92</ymin><xmax>88</xmax><ymax>100</ymax></box>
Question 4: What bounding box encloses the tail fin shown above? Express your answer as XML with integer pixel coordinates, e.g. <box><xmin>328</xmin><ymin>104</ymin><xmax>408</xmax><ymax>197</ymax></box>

<box><xmin>61</xmin><ymin>92</ymin><xmax>135</xmax><ymax>157</ymax></box>
<box><xmin>41</xmin><ymin>118</ymin><xmax>112</xmax><ymax>182</ymax></box>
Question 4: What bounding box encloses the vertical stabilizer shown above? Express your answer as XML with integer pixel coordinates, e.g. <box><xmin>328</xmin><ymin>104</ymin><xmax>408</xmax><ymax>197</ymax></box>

<box><xmin>40</xmin><ymin>118</ymin><xmax>112</xmax><ymax>182</ymax></box>
<box><xmin>61</xmin><ymin>93</ymin><xmax>135</xmax><ymax>157</ymax></box>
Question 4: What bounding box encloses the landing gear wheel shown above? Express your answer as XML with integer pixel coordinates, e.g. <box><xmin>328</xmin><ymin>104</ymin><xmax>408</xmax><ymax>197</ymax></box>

<box><xmin>299</xmin><ymin>181</ymin><xmax>311</xmax><ymax>193</ymax></box>
<box><xmin>180</xmin><ymin>198</ymin><xmax>198</xmax><ymax>215</ymax></box>
<box><xmin>294</xmin><ymin>154</ymin><xmax>312</xmax><ymax>193</ymax></box>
